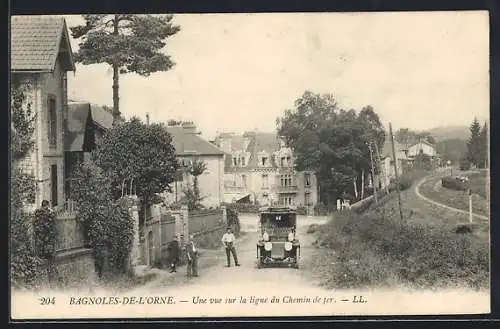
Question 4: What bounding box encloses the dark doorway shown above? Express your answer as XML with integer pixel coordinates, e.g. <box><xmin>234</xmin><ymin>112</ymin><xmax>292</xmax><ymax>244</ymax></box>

<box><xmin>51</xmin><ymin>164</ymin><xmax>58</xmax><ymax>207</ymax></box>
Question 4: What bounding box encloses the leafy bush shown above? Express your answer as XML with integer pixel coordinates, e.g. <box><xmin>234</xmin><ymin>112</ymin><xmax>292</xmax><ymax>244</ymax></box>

<box><xmin>10</xmin><ymin>211</ymin><xmax>45</xmax><ymax>289</ymax></box>
<box><xmin>313</xmin><ymin>203</ymin><xmax>329</xmax><ymax>216</ymax></box>
<box><xmin>222</xmin><ymin>203</ymin><xmax>241</xmax><ymax>235</ymax></box>
<box><xmin>71</xmin><ymin>162</ymin><xmax>134</xmax><ymax>276</ymax></box>
<box><xmin>32</xmin><ymin>208</ymin><xmax>57</xmax><ymax>259</ymax></box>
<box><xmin>225</xmin><ymin>202</ymin><xmax>260</xmax><ymax>213</ymax></box>
<box><xmin>441</xmin><ymin>176</ymin><xmax>469</xmax><ymax>191</ymax></box>
<box><xmin>459</xmin><ymin>158</ymin><xmax>471</xmax><ymax>171</ymax></box>
<box><xmin>387</xmin><ymin>169</ymin><xmax>427</xmax><ymax>192</ymax></box>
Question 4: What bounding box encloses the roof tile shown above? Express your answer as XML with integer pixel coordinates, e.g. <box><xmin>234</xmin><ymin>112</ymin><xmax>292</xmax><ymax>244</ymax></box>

<box><xmin>166</xmin><ymin>126</ymin><xmax>224</xmax><ymax>156</ymax></box>
<box><xmin>11</xmin><ymin>15</ymin><xmax>73</xmax><ymax>71</ymax></box>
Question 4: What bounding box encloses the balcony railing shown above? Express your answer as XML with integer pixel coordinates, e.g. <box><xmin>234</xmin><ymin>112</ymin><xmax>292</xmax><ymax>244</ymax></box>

<box><xmin>224</xmin><ymin>185</ymin><xmax>246</xmax><ymax>192</ymax></box>
<box><xmin>54</xmin><ymin>199</ymin><xmax>78</xmax><ymax>216</ymax></box>
<box><xmin>278</xmin><ymin>184</ymin><xmax>298</xmax><ymax>193</ymax></box>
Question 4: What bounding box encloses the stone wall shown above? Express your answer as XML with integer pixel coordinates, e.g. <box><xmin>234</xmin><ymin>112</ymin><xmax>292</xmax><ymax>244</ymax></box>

<box><xmin>49</xmin><ymin>213</ymin><xmax>96</xmax><ymax>288</ymax></box>
<box><xmin>142</xmin><ymin>205</ymin><xmax>228</xmax><ymax>268</ymax></box>
<box><xmin>50</xmin><ymin>248</ymin><xmax>97</xmax><ymax>289</ymax></box>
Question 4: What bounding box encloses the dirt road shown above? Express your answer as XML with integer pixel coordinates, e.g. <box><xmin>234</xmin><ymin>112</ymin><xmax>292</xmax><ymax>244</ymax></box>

<box><xmin>131</xmin><ymin>214</ymin><xmax>330</xmax><ymax>295</ymax></box>
<box><xmin>11</xmin><ymin>213</ymin><xmax>490</xmax><ymax>319</ymax></box>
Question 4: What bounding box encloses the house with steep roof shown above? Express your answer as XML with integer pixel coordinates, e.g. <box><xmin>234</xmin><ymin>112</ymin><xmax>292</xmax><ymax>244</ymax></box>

<box><xmin>163</xmin><ymin>123</ymin><xmax>225</xmax><ymax>208</ymax></box>
<box><xmin>11</xmin><ymin>15</ymin><xmax>76</xmax><ymax>209</ymax></box>
<box><xmin>214</xmin><ymin>131</ymin><xmax>318</xmax><ymax>213</ymax></box>
<box><xmin>376</xmin><ymin>138</ymin><xmax>409</xmax><ymax>189</ymax></box>
<box><xmin>64</xmin><ymin>101</ymin><xmax>116</xmax><ymax>197</ymax></box>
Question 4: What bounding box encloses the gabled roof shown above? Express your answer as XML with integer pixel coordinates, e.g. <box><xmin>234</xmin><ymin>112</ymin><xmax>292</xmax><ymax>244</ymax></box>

<box><xmin>217</xmin><ymin>131</ymin><xmax>283</xmax><ymax>170</ymax></box>
<box><xmin>166</xmin><ymin>126</ymin><xmax>224</xmax><ymax>156</ymax></box>
<box><xmin>408</xmin><ymin>139</ymin><xmax>436</xmax><ymax>149</ymax></box>
<box><xmin>11</xmin><ymin>15</ymin><xmax>75</xmax><ymax>72</ymax></box>
<box><xmin>65</xmin><ymin>101</ymin><xmax>114</xmax><ymax>151</ymax></box>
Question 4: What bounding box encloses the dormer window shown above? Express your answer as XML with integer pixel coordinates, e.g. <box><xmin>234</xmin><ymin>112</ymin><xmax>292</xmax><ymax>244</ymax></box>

<box><xmin>261</xmin><ymin>157</ymin><xmax>268</xmax><ymax>167</ymax></box>
<box><xmin>286</xmin><ymin>156</ymin><xmax>291</xmax><ymax>166</ymax></box>
<box><xmin>241</xmin><ymin>156</ymin><xmax>246</xmax><ymax>167</ymax></box>
<box><xmin>280</xmin><ymin>157</ymin><xmax>286</xmax><ymax>167</ymax></box>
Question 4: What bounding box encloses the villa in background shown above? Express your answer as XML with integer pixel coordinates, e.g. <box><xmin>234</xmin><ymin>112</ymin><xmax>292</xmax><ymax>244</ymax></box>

<box><xmin>213</xmin><ymin>131</ymin><xmax>318</xmax><ymax>213</ymax></box>
<box><xmin>377</xmin><ymin>139</ymin><xmax>408</xmax><ymax>190</ymax></box>
<box><xmin>376</xmin><ymin>138</ymin><xmax>440</xmax><ymax>190</ymax></box>
<box><xmin>11</xmin><ymin>15</ymin><xmax>76</xmax><ymax>210</ymax></box>
<box><xmin>164</xmin><ymin>123</ymin><xmax>225</xmax><ymax>208</ymax></box>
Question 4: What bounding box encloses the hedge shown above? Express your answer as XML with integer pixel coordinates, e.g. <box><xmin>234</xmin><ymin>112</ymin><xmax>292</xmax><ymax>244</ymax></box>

<box><xmin>441</xmin><ymin>176</ymin><xmax>469</xmax><ymax>191</ymax></box>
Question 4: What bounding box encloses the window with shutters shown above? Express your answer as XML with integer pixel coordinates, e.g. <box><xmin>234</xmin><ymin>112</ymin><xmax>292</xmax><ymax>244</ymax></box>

<box><xmin>48</xmin><ymin>96</ymin><xmax>57</xmax><ymax>148</ymax></box>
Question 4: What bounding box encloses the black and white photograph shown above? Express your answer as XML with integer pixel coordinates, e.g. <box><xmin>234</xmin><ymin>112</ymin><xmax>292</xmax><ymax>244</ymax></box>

<box><xmin>9</xmin><ymin>11</ymin><xmax>490</xmax><ymax>319</ymax></box>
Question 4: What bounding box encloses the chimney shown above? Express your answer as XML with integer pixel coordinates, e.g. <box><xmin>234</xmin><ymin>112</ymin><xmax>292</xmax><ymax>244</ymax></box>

<box><xmin>181</xmin><ymin>122</ymin><xmax>199</xmax><ymax>134</ymax></box>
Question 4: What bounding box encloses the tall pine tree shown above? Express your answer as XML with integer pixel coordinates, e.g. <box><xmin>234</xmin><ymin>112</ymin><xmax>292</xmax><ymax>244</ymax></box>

<box><xmin>478</xmin><ymin>122</ymin><xmax>488</xmax><ymax>168</ymax></box>
<box><xmin>70</xmin><ymin>15</ymin><xmax>181</xmax><ymax>125</ymax></box>
<box><xmin>466</xmin><ymin>117</ymin><xmax>482</xmax><ymax>167</ymax></box>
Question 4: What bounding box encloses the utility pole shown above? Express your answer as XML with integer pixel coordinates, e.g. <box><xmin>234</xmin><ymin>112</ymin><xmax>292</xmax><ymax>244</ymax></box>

<box><xmin>368</xmin><ymin>141</ymin><xmax>378</xmax><ymax>204</ymax></box>
<box><xmin>389</xmin><ymin>123</ymin><xmax>404</xmax><ymax>221</ymax></box>
<box><xmin>468</xmin><ymin>188</ymin><xmax>473</xmax><ymax>224</ymax></box>
<box><xmin>146</xmin><ymin>112</ymin><xmax>150</xmax><ymax>125</ymax></box>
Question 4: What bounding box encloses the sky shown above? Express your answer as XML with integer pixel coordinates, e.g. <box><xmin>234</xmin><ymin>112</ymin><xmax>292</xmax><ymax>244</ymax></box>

<box><xmin>64</xmin><ymin>11</ymin><xmax>489</xmax><ymax>140</ymax></box>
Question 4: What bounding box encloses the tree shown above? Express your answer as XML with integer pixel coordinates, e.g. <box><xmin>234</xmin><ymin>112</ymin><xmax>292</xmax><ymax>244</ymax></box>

<box><xmin>70</xmin><ymin>15</ymin><xmax>181</xmax><ymax>125</ymax></box>
<box><xmin>478</xmin><ymin>122</ymin><xmax>488</xmax><ymax>168</ymax></box>
<box><xmin>436</xmin><ymin>138</ymin><xmax>467</xmax><ymax>165</ymax></box>
<box><xmin>276</xmin><ymin>91</ymin><xmax>386</xmax><ymax>205</ymax></box>
<box><xmin>466</xmin><ymin>117</ymin><xmax>482</xmax><ymax>167</ymax></box>
<box><xmin>91</xmin><ymin>117</ymin><xmax>179</xmax><ymax>225</ymax></box>
<box><xmin>182</xmin><ymin>159</ymin><xmax>207</xmax><ymax>209</ymax></box>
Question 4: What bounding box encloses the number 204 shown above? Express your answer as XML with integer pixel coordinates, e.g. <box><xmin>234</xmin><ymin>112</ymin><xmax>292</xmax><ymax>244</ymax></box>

<box><xmin>39</xmin><ymin>297</ymin><xmax>55</xmax><ymax>305</ymax></box>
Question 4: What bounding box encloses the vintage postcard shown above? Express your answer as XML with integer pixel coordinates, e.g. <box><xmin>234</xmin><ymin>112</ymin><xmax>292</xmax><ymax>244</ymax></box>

<box><xmin>10</xmin><ymin>11</ymin><xmax>490</xmax><ymax>320</ymax></box>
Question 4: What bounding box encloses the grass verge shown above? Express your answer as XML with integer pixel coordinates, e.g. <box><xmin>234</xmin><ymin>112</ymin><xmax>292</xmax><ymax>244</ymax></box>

<box><xmin>419</xmin><ymin>174</ymin><xmax>489</xmax><ymax>217</ymax></box>
<box><xmin>308</xmin><ymin>170</ymin><xmax>489</xmax><ymax>291</ymax></box>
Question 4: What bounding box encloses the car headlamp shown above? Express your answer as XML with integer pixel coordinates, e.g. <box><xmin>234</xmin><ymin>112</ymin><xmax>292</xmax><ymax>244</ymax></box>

<box><xmin>264</xmin><ymin>242</ymin><xmax>273</xmax><ymax>251</ymax></box>
<box><xmin>284</xmin><ymin>242</ymin><xmax>293</xmax><ymax>251</ymax></box>
<box><xmin>263</xmin><ymin>232</ymin><xmax>269</xmax><ymax>242</ymax></box>
<box><xmin>288</xmin><ymin>232</ymin><xmax>295</xmax><ymax>242</ymax></box>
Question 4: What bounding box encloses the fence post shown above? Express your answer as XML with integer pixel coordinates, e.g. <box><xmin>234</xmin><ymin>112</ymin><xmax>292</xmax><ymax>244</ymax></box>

<box><xmin>127</xmin><ymin>195</ymin><xmax>141</xmax><ymax>271</ymax></box>
<box><xmin>468</xmin><ymin>189</ymin><xmax>473</xmax><ymax>224</ymax></box>
<box><xmin>179</xmin><ymin>205</ymin><xmax>189</xmax><ymax>243</ymax></box>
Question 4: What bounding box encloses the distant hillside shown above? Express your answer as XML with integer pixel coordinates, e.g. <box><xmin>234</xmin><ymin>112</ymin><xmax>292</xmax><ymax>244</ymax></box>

<box><xmin>420</xmin><ymin>126</ymin><xmax>470</xmax><ymax>142</ymax></box>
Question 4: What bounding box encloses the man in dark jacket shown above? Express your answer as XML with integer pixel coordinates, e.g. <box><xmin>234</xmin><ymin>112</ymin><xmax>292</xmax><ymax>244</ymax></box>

<box><xmin>185</xmin><ymin>234</ymin><xmax>199</xmax><ymax>277</ymax></box>
<box><xmin>167</xmin><ymin>234</ymin><xmax>181</xmax><ymax>273</ymax></box>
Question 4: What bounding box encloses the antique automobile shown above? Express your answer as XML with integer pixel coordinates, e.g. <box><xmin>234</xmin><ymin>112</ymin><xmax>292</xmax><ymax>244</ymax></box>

<box><xmin>256</xmin><ymin>206</ymin><xmax>300</xmax><ymax>268</ymax></box>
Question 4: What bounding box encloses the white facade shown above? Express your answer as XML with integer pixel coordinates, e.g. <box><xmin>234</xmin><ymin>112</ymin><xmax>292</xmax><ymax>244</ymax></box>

<box><xmin>168</xmin><ymin>155</ymin><xmax>225</xmax><ymax>208</ymax></box>
<box><xmin>407</xmin><ymin>141</ymin><xmax>437</xmax><ymax>157</ymax></box>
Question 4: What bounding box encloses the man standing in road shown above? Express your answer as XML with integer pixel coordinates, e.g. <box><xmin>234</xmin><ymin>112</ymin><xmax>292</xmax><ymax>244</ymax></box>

<box><xmin>185</xmin><ymin>234</ymin><xmax>199</xmax><ymax>277</ymax></box>
<box><xmin>167</xmin><ymin>234</ymin><xmax>181</xmax><ymax>273</ymax></box>
<box><xmin>221</xmin><ymin>227</ymin><xmax>240</xmax><ymax>267</ymax></box>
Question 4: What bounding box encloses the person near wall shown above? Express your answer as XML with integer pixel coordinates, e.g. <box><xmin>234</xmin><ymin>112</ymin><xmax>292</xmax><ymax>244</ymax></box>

<box><xmin>167</xmin><ymin>234</ymin><xmax>181</xmax><ymax>273</ymax></box>
<box><xmin>336</xmin><ymin>199</ymin><xmax>342</xmax><ymax>212</ymax></box>
<box><xmin>221</xmin><ymin>227</ymin><xmax>240</xmax><ymax>267</ymax></box>
<box><xmin>185</xmin><ymin>234</ymin><xmax>199</xmax><ymax>277</ymax></box>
